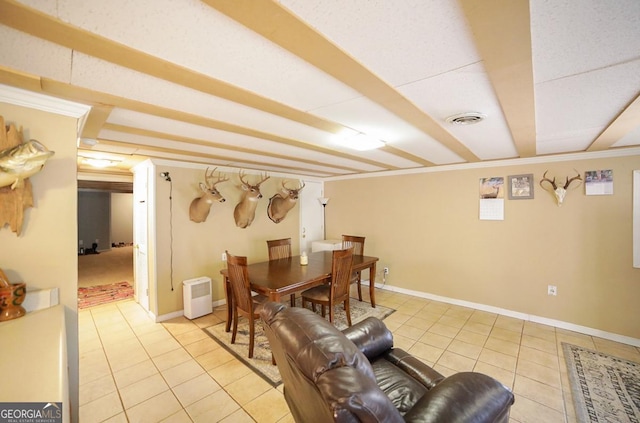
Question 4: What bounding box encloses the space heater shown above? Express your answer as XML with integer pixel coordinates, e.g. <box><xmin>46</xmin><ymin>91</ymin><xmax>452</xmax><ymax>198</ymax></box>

<box><xmin>183</xmin><ymin>276</ymin><xmax>212</xmax><ymax>319</ymax></box>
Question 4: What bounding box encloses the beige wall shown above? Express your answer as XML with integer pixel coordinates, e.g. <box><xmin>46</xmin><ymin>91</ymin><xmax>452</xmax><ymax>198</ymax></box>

<box><xmin>0</xmin><ymin>103</ymin><xmax>79</xmax><ymax>420</ymax></box>
<box><xmin>325</xmin><ymin>155</ymin><xmax>640</xmax><ymax>340</ymax></box>
<box><xmin>154</xmin><ymin>166</ymin><xmax>301</xmax><ymax>316</ymax></box>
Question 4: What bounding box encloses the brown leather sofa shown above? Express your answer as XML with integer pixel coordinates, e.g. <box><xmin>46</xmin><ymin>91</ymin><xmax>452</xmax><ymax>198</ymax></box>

<box><xmin>260</xmin><ymin>301</ymin><xmax>514</xmax><ymax>423</ymax></box>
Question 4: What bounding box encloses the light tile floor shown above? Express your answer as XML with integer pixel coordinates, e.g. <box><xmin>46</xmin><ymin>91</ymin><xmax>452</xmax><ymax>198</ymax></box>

<box><xmin>79</xmin><ymin>287</ymin><xmax>640</xmax><ymax>422</ymax></box>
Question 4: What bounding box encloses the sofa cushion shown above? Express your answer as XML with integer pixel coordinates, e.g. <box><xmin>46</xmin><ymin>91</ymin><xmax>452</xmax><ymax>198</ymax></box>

<box><xmin>369</xmin><ymin>358</ymin><xmax>428</xmax><ymax>415</ymax></box>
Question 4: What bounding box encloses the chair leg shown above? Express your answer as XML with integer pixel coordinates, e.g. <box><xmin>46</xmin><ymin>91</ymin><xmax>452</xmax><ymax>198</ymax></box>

<box><xmin>344</xmin><ymin>298</ymin><xmax>352</xmax><ymax>327</ymax></box>
<box><xmin>248</xmin><ymin>316</ymin><xmax>255</xmax><ymax>358</ymax></box>
<box><xmin>320</xmin><ymin>305</ymin><xmax>325</xmax><ymax>317</ymax></box>
<box><xmin>356</xmin><ymin>272</ymin><xmax>362</xmax><ymax>301</ymax></box>
<box><xmin>329</xmin><ymin>305</ymin><xmax>334</xmax><ymax>323</ymax></box>
<box><xmin>231</xmin><ymin>308</ymin><xmax>238</xmax><ymax>344</ymax></box>
<box><xmin>311</xmin><ymin>303</ymin><xmax>317</xmax><ymax>313</ymax></box>
<box><xmin>290</xmin><ymin>293</ymin><xmax>296</xmax><ymax>307</ymax></box>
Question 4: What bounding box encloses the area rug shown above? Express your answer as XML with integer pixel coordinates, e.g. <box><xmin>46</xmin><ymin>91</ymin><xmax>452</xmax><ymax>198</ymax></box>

<box><xmin>563</xmin><ymin>342</ymin><xmax>640</xmax><ymax>423</ymax></box>
<box><xmin>204</xmin><ymin>299</ymin><xmax>395</xmax><ymax>387</ymax></box>
<box><xmin>78</xmin><ymin>281</ymin><xmax>134</xmax><ymax>309</ymax></box>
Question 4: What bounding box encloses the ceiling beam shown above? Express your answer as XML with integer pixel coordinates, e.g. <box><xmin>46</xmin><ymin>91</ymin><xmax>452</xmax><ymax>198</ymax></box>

<box><xmin>202</xmin><ymin>0</ymin><xmax>479</xmax><ymax>163</ymax></box>
<box><xmin>459</xmin><ymin>0</ymin><xmax>537</xmax><ymax>158</ymax></box>
<box><xmin>102</xmin><ymin>123</ymin><xmax>364</xmax><ymax>173</ymax></box>
<box><xmin>93</xmin><ymin>138</ymin><xmax>344</xmax><ymax>177</ymax></box>
<box><xmin>588</xmin><ymin>93</ymin><xmax>640</xmax><ymax>151</ymax></box>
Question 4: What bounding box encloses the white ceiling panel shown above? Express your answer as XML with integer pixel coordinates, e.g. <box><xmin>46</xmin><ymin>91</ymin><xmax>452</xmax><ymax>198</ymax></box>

<box><xmin>531</xmin><ymin>0</ymin><xmax>640</xmax><ymax>83</ymax></box>
<box><xmin>280</xmin><ymin>0</ymin><xmax>480</xmax><ymax>86</ymax></box>
<box><xmin>0</xmin><ymin>28</ymin><xmax>72</xmax><ymax>83</ymax></box>
<box><xmin>536</xmin><ymin>60</ymin><xmax>640</xmax><ymax>150</ymax></box>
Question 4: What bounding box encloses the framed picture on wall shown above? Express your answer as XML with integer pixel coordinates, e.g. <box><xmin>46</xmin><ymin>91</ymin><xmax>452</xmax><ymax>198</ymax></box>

<box><xmin>508</xmin><ymin>174</ymin><xmax>534</xmax><ymax>200</ymax></box>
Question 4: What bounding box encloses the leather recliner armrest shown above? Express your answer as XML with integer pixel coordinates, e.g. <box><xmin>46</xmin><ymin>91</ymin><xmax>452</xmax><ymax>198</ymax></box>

<box><xmin>342</xmin><ymin>317</ymin><xmax>393</xmax><ymax>359</ymax></box>
<box><xmin>383</xmin><ymin>348</ymin><xmax>445</xmax><ymax>389</ymax></box>
<box><xmin>402</xmin><ymin>372</ymin><xmax>515</xmax><ymax>423</ymax></box>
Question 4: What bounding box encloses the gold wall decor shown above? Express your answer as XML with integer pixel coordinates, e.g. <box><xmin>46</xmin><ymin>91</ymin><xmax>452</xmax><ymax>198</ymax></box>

<box><xmin>0</xmin><ymin>115</ymin><xmax>54</xmax><ymax>235</ymax></box>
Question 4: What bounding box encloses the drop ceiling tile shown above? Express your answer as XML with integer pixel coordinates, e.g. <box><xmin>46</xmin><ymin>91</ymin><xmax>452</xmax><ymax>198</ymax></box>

<box><xmin>0</xmin><ymin>27</ymin><xmax>72</xmax><ymax>83</ymax></box>
<box><xmin>531</xmin><ymin>0</ymin><xmax>640</xmax><ymax>83</ymax></box>
<box><xmin>535</xmin><ymin>59</ymin><xmax>640</xmax><ymax>151</ymax></box>
<box><xmin>281</xmin><ymin>0</ymin><xmax>480</xmax><ymax>86</ymax></box>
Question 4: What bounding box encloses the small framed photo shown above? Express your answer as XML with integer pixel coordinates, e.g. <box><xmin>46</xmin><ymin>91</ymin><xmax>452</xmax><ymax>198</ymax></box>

<box><xmin>508</xmin><ymin>174</ymin><xmax>534</xmax><ymax>200</ymax></box>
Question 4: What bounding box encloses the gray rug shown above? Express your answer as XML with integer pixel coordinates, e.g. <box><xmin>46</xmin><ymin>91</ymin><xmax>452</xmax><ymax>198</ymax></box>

<box><xmin>563</xmin><ymin>342</ymin><xmax>640</xmax><ymax>423</ymax></box>
<box><xmin>204</xmin><ymin>298</ymin><xmax>395</xmax><ymax>387</ymax></box>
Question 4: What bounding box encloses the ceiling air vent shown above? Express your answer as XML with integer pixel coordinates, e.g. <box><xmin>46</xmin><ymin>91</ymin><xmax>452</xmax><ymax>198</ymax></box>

<box><xmin>445</xmin><ymin>112</ymin><xmax>486</xmax><ymax>125</ymax></box>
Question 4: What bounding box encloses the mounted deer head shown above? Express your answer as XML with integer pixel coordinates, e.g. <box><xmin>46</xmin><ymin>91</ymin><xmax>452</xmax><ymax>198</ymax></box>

<box><xmin>233</xmin><ymin>170</ymin><xmax>270</xmax><ymax>228</ymax></box>
<box><xmin>540</xmin><ymin>170</ymin><xmax>582</xmax><ymax>206</ymax></box>
<box><xmin>189</xmin><ymin>167</ymin><xmax>229</xmax><ymax>222</ymax></box>
<box><xmin>267</xmin><ymin>180</ymin><xmax>305</xmax><ymax>224</ymax></box>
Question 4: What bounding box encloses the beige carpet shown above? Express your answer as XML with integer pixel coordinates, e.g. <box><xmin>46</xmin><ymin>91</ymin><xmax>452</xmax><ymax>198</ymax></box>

<box><xmin>78</xmin><ymin>246</ymin><xmax>134</xmax><ymax>288</ymax></box>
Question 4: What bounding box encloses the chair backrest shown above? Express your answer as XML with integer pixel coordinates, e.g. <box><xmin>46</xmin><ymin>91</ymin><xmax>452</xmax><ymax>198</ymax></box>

<box><xmin>226</xmin><ymin>251</ymin><xmax>253</xmax><ymax>313</ymax></box>
<box><xmin>331</xmin><ymin>247</ymin><xmax>354</xmax><ymax>302</ymax></box>
<box><xmin>267</xmin><ymin>238</ymin><xmax>292</xmax><ymax>260</ymax></box>
<box><xmin>342</xmin><ymin>235</ymin><xmax>365</xmax><ymax>256</ymax></box>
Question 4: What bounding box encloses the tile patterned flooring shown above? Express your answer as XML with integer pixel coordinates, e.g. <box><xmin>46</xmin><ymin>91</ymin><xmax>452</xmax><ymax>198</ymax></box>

<box><xmin>79</xmin><ymin>287</ymin><xmax>640</xmax><ymax>422</ymax></box>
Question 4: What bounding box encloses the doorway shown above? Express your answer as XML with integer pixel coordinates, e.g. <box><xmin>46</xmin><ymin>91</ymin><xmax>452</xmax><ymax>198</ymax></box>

<box><xmin>77</xmin><ymin>185</ymin><xmax>135</xmax><ymax>307</ymax></box>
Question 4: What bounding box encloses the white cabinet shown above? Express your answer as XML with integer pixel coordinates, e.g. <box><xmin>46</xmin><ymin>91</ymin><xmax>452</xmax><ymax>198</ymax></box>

<box><xmin>311</xmin><ymin>239</ymin><xmax>342</xmax><ymax>252</ymax></box>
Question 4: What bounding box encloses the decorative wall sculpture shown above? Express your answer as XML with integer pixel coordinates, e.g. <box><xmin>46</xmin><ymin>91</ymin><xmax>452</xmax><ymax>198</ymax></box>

<box><xmin>540</xmin><ymin>170</ymin><xmax>582</xmax><ymax>206</ymax></box>
<box><xmin>233</xmin><ymin>170</ymin><xmax>270</xmax><ymax>228</ymax></box>
<box><xmin>267</xmin><ymin>180</ymin><xmax>305</xmax><ymax>223</ymax></box>
<box><xmin>0</xmin><ymin>115</ymin><xmax>54</xmax><ymax>235</ymax></box>
<box><xmin>189</xmin><ymin>167</ymin><xmax>229</xmax><ymax>223</ymax></box>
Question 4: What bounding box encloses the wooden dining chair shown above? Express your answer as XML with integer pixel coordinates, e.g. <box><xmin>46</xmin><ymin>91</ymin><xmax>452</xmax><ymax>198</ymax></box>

<box><xmin>342</xmin><ymin>235</ymin><xmax>365</xmax><ymax>301</ymax></box>
<box><xmin>267</xmin><ymin>238</ymin><xmax>292</xmax><ymax>260</ymax></box>
<box><xmin>301</xmin><ymin>247</ymin><xmax>354</xmax><ymax>326</ymax></box>
<box><xmin>266</xmin><ymin>238</ymin><xmax>296</xmax><ymax>306</ymax></box>
<box><xmin>226</xmin><ymin>251</ymin><xmax>266</xmax><ymax>358</ymax></box>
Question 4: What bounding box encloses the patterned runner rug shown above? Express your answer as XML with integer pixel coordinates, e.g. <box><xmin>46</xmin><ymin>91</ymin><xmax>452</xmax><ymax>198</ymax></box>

<box><xmin>563</xmin><ymin>342</ymin><xmax>640</xmax><ymax>422</ymax></box>
<box><xmin>204</xmin><ymin>298</ymin><xmax>395</xmax><ymax>387</ymax></box>
<box><xmin>78</xmin><ymin>281</ymin><xmax>134</xmax><ymax>309</ymax></box>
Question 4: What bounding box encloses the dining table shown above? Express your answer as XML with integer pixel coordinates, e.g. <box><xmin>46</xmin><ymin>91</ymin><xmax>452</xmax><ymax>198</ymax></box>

<box><xmin>219</xmin><ymin>250</ymin><xmax>379</xmax><ymax>332</ymax></box>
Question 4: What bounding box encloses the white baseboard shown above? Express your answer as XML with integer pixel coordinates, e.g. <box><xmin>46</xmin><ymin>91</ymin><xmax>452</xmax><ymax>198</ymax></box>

<box><xmin>364</xmin><ymin>280</ymin><xmax>640</xmax><ymax>348</ymax></box>
<box><xmin>154</xmin><ymin>298</ymin><xmax>227</xmax><ymax>323</ymax></box>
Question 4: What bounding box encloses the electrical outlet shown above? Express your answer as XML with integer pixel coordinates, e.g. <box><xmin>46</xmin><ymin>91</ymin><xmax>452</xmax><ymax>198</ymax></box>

<box><xmin>383</xmin><ymin>267</ymin><xmax>389</xmax><ymax>275</ymax></box>
<box><xmin>548</xmin><ymin>285</ymin><xmax>557</xmax><ymax>296</ymax></box>
<box><xmin>222</xmin><ymin>252</ymin><xmax>227</xmax><ymax>261</ymax></box>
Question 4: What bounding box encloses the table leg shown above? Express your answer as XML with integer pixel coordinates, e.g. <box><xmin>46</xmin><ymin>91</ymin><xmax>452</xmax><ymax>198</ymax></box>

<box><xmin>369</xmin><ymin>262</ymin><xmax>376</xmax><ymax>308</ymax></box>
<box><xmin>224</xmin><ymin>276</ymin><xmax>233</xmax><ymax>332</ymax></box>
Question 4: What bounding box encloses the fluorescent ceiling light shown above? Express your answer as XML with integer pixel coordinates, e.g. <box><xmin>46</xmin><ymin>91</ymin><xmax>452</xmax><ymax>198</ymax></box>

<box><xmin>82</xmin><ymin>157</ymin><xmax>119</xmax><ymax>168</ymax></box>
<box><xmin>342</xmin><ymin>133</ymin><xmax>385</xmax><ymax>151</ymax></box>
